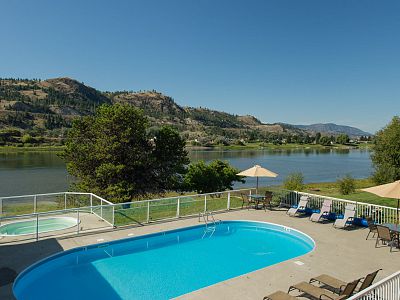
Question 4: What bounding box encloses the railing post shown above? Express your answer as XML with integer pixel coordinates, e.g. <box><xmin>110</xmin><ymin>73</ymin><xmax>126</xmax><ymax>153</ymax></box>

<box><xmin>147</xmin><ymin>202</ymin><xmax>150</xmax><ymax>223</ymax></box>
<box><xmin>64</xmin><ymin>193</ymin><xmax>67</xmax><ymax>210</ymax></box>
<box><xmin>34</xmin><ymin>195</ymin><xmax>37</xmax><ymax>213</ymax></box>
<box><xmin>176</xmin><ymin>198</ymin><xmax>180</xmax><ymax>218</ymax></box>
<box><xmin>227</xmin><ymin>192</ymin><xmax>231</xmax><ymax>210</ymax></box>
<box><xmin>112</xmin><ymin>206</ymin><xmax>115</xmax><ymax>227</ymax></box>
<box><xmin>77</xmin><ymin>210</ymin><xmax>80</xmax><ymax>235</ymax></box>
<box><xmin>90</xmin><ymin>194</ymin><xmax>93</xmax><ymax>214</ymax></box>
<box><xmin>204</xmin><ymin>195</ymin><xmax>207</xmax><ymax>213</ymax></box>
<box><xmin>101</xmin><ymin>201</ymin><xmax>103</xmax><ymax>218</ymax></box>
<box><xmin>0</xmin><ymin>198</ymin><xmax>2</xmax><ymax>216</ymax></box>
<box><xmin>36</xmin><ymin>213</ymin><xmax>39</xmax><ymax>241</ymax></box>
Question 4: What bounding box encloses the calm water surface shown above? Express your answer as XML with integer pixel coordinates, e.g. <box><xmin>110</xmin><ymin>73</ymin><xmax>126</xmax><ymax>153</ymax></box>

<box><xmin>0</xmin><ymin>149</ymin><xmax>372</xmax><ymax>197</ymax></box>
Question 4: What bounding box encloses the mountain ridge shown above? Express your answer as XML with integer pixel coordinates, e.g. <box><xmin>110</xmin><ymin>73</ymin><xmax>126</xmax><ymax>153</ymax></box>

<box><xmin>0</xmin><ymin>77</ymin><xmax>372</xmax><ymax>145</ymax></box>
<box><xmin>291</xmin><ymin>123</ymin><xmax>372</xmax><ymax>137</ymax></box>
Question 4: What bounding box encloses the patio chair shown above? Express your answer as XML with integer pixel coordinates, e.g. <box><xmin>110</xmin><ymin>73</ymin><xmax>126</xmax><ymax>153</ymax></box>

<box><xmin>333</xmin><ymin>204</ymin><xmax>356</xmax><ymax>229</ymax></box>
<box><xmin>375</xmin><ymin>225</ymin><xmax>397</xmax><ymax>252</ymax></box>
<box><xmin>365</xmin><ymin>217</ymin><xmax>378</xmax><ymax>240</ymax></box>
<box><xmin>309</xmin><ymin>269</ymin><xmax>381</xmax><ymax>294</ymax></box>
<box><xmin>262</xmin><ymin>191</ymin><xmax>274</xmax><ymax>211</ymax></box>
<box><xmin>241</xmin><ymin>193</ymin><xmax>255</xmax><ymax>210</ymax></box>
<box><xmin>288</xmin><ymin>278</ymin><xmax>361</xmax><ymax>300</ymax></box>
<box><xmin>310</xmin><ymin>199</ymin><xmax>332</xmax><ymax>222</ymax></box>
<box><xmin>287</xmin><ymin>196</ymin><xmax>309</xmax><ymax>217</ymax></box>
<box><xmin>263</xmin><ymin>291</ymin><xmax>297</xmax><ymax>300</ymax></box>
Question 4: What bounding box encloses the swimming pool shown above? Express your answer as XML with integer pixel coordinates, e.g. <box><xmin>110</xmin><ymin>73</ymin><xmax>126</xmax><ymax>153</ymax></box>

<box><xmin>0</xmin><ymin>217</ymin><xmax>78</xmax><ymax>236</ymax></box>
<box><xmin>13</xmin><ymin>220</ymin><xmax>314</xmax><ymax>300</ymax></box>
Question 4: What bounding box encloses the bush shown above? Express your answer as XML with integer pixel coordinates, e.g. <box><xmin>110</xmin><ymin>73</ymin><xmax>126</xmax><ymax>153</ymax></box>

<box><xmin>338</xmin><ymin>174</ymin><xmax>356</xmax><ymax>195</ymax></box>
<box><xmin>21</xmin><ymin>134</ymin><xmax>36</xmax><ymax>144</ymax></box>
<box><xmin>283</xmin><ymin>172</ymin><xmax>305</xmax><ymax>191</ymax></box>
<box><xmin>183</xmin><ymin>160</ymin><xmax>245</xmax><ymax>193</ymax></box>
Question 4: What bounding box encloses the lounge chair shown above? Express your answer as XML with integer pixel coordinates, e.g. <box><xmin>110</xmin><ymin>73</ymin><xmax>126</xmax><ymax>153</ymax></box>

<box><xmin>288</xmin><ymin>278</ymin><xmax>361</xmax><ymax>300</ymax></box>
<box><xmin>375</xmin><ymin>225</ymin><xmax>397</xmax><ymax>252</ymax></box>
<box><xmin>262</xmin><ymin>191</ymin><xmax>273</xmax><ymax>211</ymax></box>
<box><xmin>263</xmin><ymin>291</ymin><xmax>297</xmax><ymax>300</ymax></box>
<box><xmin>287</xmin><ymin>196</ymin><xmax>309</xmax><ymax>217</ymax></box>
<box><xmin>365</xmin><ymin>217</ymin><xmax>377</xmax><ymax>240</ymax></box>
<box><xmin>333</xmin><ymin>204</ymin><xmax>356</xmax><ymax>229</ymax></box>
<box><xmin>309</xmin><ymin>269</ymin><xmax>381</xmax><ymax>294</ymax></box>
<box><xmin>241</xmin><ymin>193</ymin><xmax>255</xmax><ymax>210</ymax></box>
<box><xmin>310</xmin><ymin>199</ymin><xmax>332</xmax><ymax>222</ymax></box>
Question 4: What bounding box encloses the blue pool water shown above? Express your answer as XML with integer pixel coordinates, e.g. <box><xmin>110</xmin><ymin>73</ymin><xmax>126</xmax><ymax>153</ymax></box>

<box><xmin>14</xmin><ymin>221</ymin><xmax>314</xmax><ymax>300</ymax></box>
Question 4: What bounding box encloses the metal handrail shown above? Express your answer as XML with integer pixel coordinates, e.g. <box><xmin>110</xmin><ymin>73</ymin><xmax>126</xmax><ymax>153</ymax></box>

<box><xmin>296</xmin><ymin>191</ymin><xmax>398</xmax><ymax>210</ymax></box>
<box><xmin>0</xmin><ymin>191</ymin><xmax>93</xmax><ymax>200</ymax></box>
<box><xmin>0</xmin><ymin>203</ymin><xmax>112</xmax><ymax>221</ymax></box>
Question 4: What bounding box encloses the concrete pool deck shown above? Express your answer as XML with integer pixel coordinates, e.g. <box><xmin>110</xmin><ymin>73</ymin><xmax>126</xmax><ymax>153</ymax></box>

<box><xmin>1</xmin><ymin>208</ymin><xmax>398</xmax><ymax>299</ymax></box>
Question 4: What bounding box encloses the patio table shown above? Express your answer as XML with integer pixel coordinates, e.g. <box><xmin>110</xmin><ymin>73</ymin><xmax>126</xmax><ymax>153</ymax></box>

<box><xmin>249</xmin><ymin>194</ymin><xmax>265</xmax><ymax>210</ymax></box>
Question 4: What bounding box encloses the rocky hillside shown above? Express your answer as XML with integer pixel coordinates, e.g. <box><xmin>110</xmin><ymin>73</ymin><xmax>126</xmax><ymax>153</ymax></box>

<box><xmin>0</xmin><ymin>77</ymin><xmax>291</xmax><ymax>144</ymax></box>
<box><xmin>292</xmin><ymin>123</ymin><xmax>372</xmax><ymax>137</ymax></box>
<box><xmin>0</xmin><ymin>77</ymin><xmax>371</xmax><ymax>146</ymax></box>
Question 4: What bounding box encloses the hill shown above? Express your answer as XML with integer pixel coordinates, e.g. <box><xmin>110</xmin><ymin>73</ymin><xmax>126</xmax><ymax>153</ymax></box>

<box><xmin>0</xmin><ymin>77</ymin><xmax>292</xmax><ymax>145</ymax></box>
<box><xmin>291</xmin><ymin>123</ymin><xmax>372</xmax><ymax>137</ymax></box>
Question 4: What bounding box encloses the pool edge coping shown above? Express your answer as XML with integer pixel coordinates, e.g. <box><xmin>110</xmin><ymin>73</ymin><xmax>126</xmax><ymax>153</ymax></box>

<box><xmin>12</xmin><ymin>219</ymin><xmax>316</xmax><ymax>298</ymax></box>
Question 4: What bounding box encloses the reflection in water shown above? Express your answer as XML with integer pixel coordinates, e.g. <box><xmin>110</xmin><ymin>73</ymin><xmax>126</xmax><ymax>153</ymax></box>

<box><xmin>0</xmin><ymin>151</ymin><xmax>69</xmax><ymax>197</ymax></box>
<box><xmin>188</xmin><ymin>148</ymin><xmax>372</xmax><ymax>189</ymax></box>
<box><xmin>0</xmin><ymin>149</ymin><xmax>373</xmax><ymax>197</ymax></box>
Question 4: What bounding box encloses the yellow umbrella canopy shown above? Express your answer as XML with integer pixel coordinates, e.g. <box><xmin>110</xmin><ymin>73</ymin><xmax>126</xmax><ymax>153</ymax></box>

<box><xmin>362</xmin><ymin>180</ymin><xmax>400</xmax><ymax>224</ymax></box>
<box><xmin>237</xmin><ymin>165</ymin><xmax>278</xmax><ymax>192</ymax></box>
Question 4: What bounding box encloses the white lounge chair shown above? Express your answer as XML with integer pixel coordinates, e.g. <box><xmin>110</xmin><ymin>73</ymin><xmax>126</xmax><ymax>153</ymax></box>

<box><xmin>333</xmin><ymin>204</ymin><xmax>356</xmax><ymax>228</ymax></box>
<box><xmin>310</xmin><ymin>199</ymin><xmax>332</xmax><ymax>222</ymax></box>
<box><xmin>287</xmin><ymin>196</ymin><xmax>309</xmax><ymax>217</ymax></box>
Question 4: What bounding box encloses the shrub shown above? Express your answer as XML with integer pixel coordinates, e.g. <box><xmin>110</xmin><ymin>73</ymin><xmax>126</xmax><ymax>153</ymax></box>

<box><xmin>338</xmin><ymin>174</ymin><xmax>356</xmax><ymax>195</ymax></box>
<box><xmin>283</xmin><ymin>172</ymin><xmax>305</xmax><ymax>191</ymax></box>
<box><xmin>183</xmin><ymin>160</ymin><xmax>245</xmax><ymax>193</ymax></box>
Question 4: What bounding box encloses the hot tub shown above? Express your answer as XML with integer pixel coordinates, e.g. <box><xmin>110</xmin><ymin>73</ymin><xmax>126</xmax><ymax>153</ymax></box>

<box><xmin>0</xmin><ymin>216</ymin><xmax>78</xmax><ymax>236</ymax></box>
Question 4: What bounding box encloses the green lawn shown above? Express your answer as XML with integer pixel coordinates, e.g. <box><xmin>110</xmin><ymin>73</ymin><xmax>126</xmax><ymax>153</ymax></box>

<box><xmin>112</xmin><ymin>194</ymin><xmax>245</xmax><ymax>226</ymax></box>
<box><xmin>2</xmin><ymin>178</ymin><xmax>395</xmax><ymax>227</ymax></box>
<box><xmin>290</xmin><ymin>179</ymin><xmax>396</xmax><ymax>208</ymax></box>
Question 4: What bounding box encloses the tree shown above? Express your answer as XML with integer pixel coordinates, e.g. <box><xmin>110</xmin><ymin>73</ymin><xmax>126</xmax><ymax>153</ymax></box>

<box><xmin>183</xmin><ymin>160</ymin><xmax>244</xmax><ymax>194</ymax></box>
<box><xmin>152</xmin><ymin>126</ymin><xmax>190</xmax><ymax>191</ymax></box>
<box><xmin>336</xmin><ymin>134</ymin><xmax>350</xmax><ymax>145</ymax></box>
<box><xmin>283</xmin><ymin>172</ymin><xmax>305</xmax><ymax>191</ymax></box>
<box><xmin>371</xmin><ymin>116</ymin><xmax>400</xmax><ymax>184</ymax></box>
<box><xmin>315</xmin><ymin>132</ymin><xmax>321</xmax><ymax>144</ymax></box>
<box><xmin>61</xmin><ymin>104</ymin><xmax>188</xmax><ymax>202</ymax></box>
<box><xmin>319</xmin><ymin>136</ymin><xmax>331</xmax><ymax>146</ymax></box>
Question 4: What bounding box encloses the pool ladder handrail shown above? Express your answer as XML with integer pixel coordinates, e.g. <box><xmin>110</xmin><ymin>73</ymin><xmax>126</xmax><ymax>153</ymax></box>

<box><xmin>199</xmin><ymin>212</ymin><xmax>221</xmax><ymax>238</ymax></box>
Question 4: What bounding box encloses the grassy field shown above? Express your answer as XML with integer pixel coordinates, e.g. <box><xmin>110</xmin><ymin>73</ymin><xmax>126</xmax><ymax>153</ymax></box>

<box><xmin>297</xmin><ymin>179</ymin><xmax>396</xmax><ymax>208</ymax></box>
<box><xmin>1</xmin><ymin>142</ymin><xmax>372</xmax><ymax>152</ymax></box>
<box><xmin>2</xmin><ymin>177</ymin><xmax>395</xmax><ymax>228</ymax></box>
<box><xmin>0</xmin><ymin>145</ymin><xmax>64</xmax><ymax>152</ymax></box>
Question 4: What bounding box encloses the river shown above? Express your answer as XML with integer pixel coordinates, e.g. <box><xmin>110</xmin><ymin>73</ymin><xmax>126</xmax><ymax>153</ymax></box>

<box><xmin>0</xmin><ymin>149</ymin><xmax>372</xmax><ymax>197</ymax></box>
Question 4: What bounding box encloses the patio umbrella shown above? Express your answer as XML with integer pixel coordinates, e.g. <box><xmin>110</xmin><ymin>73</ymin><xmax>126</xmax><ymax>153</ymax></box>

<box><xmin>361</xmin><ymin>180</ymin><xmax>400</xmax><ymax>224</ymax></box>
<box><xmin>237</xmin><ymin>165</ymin><xmax>278</xmax><ymax>193</ymax></box>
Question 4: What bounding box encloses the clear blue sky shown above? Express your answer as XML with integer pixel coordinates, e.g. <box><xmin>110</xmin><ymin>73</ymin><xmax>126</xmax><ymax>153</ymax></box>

<box><xmin>1</xmin><ymin>0</ymin><xmax>399</xmax><ymax>133</ymax></box>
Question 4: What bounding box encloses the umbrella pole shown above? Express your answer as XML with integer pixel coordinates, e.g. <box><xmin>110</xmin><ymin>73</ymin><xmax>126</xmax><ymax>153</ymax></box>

<box><xmin>256</xmin><ymin>177</ymin><xmax>259</xmax><ymax>194</ymax></box>
<box><xmin>397</xmin><ymin>199</ymin><xmax>399</xmax><ymax>225</ymax></box>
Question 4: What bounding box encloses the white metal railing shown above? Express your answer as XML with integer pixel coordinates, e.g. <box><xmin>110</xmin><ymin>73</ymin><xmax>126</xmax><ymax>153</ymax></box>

<box><xmin>348</xmin><ymin>270</ymin><xmax>400</xmax><ymax>300</ymax></box>
<box><xmin>0</xmin><ymin>203</ymin><xmax>115</xmax><ymax>241</ymax></box>
<box><xmin>3</xmin><ymin>187</ymin><xmax>397</xmax><ymax>242</ymax></box>
<box><xmin>280</xmin><ymin>190</ymin><xmax>399</xmax><ymax>225</ymax></box>
<box><xmin>0</xmin><ymin>189</ymin><xmax>255</xmax><ymax>242</ymax></box>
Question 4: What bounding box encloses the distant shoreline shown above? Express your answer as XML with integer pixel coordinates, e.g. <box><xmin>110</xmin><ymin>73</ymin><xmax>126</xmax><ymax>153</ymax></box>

<box><xmin>0</xmin><ymin>142</ymin><xmax>371</xmax><ymax>153</ymax></box>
